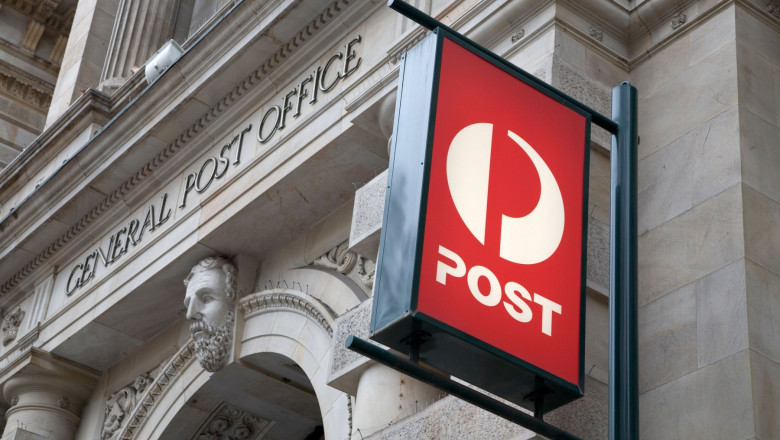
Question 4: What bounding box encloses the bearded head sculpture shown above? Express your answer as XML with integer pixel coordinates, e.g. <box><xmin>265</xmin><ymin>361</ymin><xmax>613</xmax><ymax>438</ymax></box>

<box><xmin>184</xmin><ymin>256</ymin><xmax>237</xmax><ymax>372</ymax></box>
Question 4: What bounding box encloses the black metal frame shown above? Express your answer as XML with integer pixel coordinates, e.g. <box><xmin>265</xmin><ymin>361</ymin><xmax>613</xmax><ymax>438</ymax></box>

<box><xmin>370</xmin><ymin>25</ymin><xmax>590</xmax><ymax>413</ymax></box>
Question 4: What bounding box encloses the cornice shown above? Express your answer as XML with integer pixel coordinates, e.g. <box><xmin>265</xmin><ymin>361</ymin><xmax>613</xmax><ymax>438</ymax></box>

<box><xmin>0</xmin><ymin>58</ymin><xmax>54</xmax><ymax>96</ymax></box>
<box><xmin>0</xmin><ymin>88</ymin><xmax>111</xmax><ymax>198</ymax></box>
<box><xmin>0</xmin><ymin>39</ymin><xmax>59</xmax><ymax>81</ymax></box>
<box><xmin>0</xmin><ymin>0</ymin><xmax>360</xmax><ymax>297</ymax></box>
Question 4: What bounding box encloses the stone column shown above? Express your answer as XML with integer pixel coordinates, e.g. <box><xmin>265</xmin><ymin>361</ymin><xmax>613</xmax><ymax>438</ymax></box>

<box><xmin>100</xmin><ymin>0</ymin><xmax>179</xmax><ymax>89</ymax></box>
<box><xmin>2</xmin><ymin>349</ymin><xmax>97</xmax><ymax>440</ymax></box>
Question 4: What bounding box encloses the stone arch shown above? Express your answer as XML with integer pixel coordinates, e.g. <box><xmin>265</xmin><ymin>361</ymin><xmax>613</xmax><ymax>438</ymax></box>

<box><xmin>237</xmin><ymin>288</ymin><xmax>350</xmax><ymax>440</ymax></box>
<box><xmin>114</xmin><ymin>288</ymin><xmax>350</xmax><ymax>440</ymax></box>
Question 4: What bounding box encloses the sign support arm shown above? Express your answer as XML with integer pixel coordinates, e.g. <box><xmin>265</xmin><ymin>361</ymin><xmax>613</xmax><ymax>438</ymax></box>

<box><xmin>346</xmin><ymin>336</ymin><xmax>582</xmax><ymax>440</ymax></box>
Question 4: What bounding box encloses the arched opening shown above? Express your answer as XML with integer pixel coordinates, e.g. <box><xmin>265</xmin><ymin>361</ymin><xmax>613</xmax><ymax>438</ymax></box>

<box><xmin>158</xmin><ymin>352</ymin><xmax>324</xmax><ymax>439</ymax></box>
<box><xmin>122</xmin><ymin>288</ymin><xmax>350</xmax><ymax>440</ymax></box>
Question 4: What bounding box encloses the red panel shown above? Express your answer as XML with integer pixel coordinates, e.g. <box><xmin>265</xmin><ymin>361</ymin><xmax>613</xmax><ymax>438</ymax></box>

<box><xmin>417</xmin><ymin>38</ymin><xmax>587</xmax><ymax>385</ymax></box>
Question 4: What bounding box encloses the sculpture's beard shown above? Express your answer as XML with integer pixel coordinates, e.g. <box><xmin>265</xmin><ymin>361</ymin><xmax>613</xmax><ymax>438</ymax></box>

<box><xmin>191</xmin><ymin>311</ymin><xmax>234</xmax><ymax>372</ymax></box>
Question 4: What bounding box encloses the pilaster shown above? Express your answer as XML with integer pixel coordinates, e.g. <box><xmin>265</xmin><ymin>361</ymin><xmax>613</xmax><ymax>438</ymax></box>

<box><xmin>100</xmin><ymin>0</ymin><xmax>179</xmax><ymax>90</ymax></box>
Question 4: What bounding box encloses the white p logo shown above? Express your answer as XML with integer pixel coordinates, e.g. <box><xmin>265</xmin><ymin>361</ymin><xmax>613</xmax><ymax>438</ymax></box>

<box><xmin>446</xmin><ymin>123</ymin><xmax>565</xmax><ymax>265</ymax></box>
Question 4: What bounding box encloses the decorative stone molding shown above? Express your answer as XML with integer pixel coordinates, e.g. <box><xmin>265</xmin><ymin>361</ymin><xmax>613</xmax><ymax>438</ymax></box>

<box><xmin>0</xmin><ymin>70</ymin><xmax>52</xmax><ymax>110</ymax></box>
<box><xmin>101</xmin><ymin>372</ymin><xmax>152</xmax><ymax>440</ymax></box>
<box><xmin>58</xmin><ymin>396</ymin><xmax>69</xmax><ymax>409</ymax></box>
<box><xmin>184</xmin><ymin>257</ymin><xmax>237</xmax><ymax>372</ymax></box>
<box><xmin>31</xmin><ymin>0</ymin><xmax>57</xmax><ymax>22</ymax></box>
<box><xmin>671</xmin><ymin>12</ymin><xmax>687</xmax><ymax>29</ymax></box>
<box><xmin>0</xmin><ymin>0</ymin><xmax>355</xmax><ymax>298</ymax></box>
<box><xmin>240</xmin><ymin>291</ymin><xmax>334</xmax><ymax>336</ymax></box>
<box><xmin>2</xmin><ymin>308</ymin><xmax>25</xmax><ymax>345</ymax></box>
<box><xmin>116</xmin><ymin>341</ymin><xmax>197</xmax><ymax>440</ymax></box>
<box><xmin>192</xmin><ymin>402</ymin><xmax>273</xmax><ymax>440</ymax></box>
<box><xmin>0</xmin><ymin>323</ymin><xmax>40</xmax><ymax>373</ymax></box>
<box><xmin>312</xmin><ymin>244</ymin><xmax>375</xmax><ymax>290</ymax></box>
<box><xmin>588</xmin><ymin>25</ymin><xmax>604</xmax><ymax>42</ymax></box>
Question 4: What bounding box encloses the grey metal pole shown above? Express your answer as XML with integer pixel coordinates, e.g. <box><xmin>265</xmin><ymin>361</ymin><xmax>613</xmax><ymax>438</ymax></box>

<box><xmin>609</xmin><ymin>82</ymin><xmax>639</xmax><ymax>440</ymax></box>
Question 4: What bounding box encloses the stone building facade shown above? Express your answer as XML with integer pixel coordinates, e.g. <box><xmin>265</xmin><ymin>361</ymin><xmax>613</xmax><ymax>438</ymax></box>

<box><xmin>0</xmin><ymin>0</ymin><xmax>777</xmax><ymax>439</ymax></box>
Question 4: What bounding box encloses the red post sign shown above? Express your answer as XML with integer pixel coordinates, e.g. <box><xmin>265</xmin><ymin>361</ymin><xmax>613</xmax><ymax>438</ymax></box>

<box><xmin>417</xmin><ymin>38</ymin><xmax>588</xmax><ymax>385</ymax></box>
<box><xmin>371</xmin><ymin>30</ymin><xmax>589</xmax><ymax>412</ymax></box>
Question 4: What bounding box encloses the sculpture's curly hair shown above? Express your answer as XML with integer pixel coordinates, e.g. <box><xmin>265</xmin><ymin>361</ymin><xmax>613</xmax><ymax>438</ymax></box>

<box><xmin>183</xmin><ymin>256</ymin><xmax>237</xmax><ymax>303</ymax></box>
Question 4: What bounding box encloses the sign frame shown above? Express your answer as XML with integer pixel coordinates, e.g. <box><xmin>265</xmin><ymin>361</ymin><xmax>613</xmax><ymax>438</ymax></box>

<box><xmin>370</xmin><ymin>28</ymin><xmax>590</xmax><ymax>413</ymax></box>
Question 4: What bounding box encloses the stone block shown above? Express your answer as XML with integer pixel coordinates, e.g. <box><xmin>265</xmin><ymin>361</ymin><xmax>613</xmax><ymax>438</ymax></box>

<box><xmin>775</xmin><ymin>65</ymin><xmax>779</xmax><ymax>127</ymax></box>
<box><xmin>555</xmin><ymin>62</ymin><xmax>612</xmax><ymax>150</ymax></box>
<box><xmin>740</xmin><ymin>108</ymin><xmax>780</xmax><ymax>205</ymax></box>
<box><xmin>552</xmin><ymin>30</ymin><xmax>627</xmax><ymax>88</ymax></box>
<box><xmin>637</xmin><ymin>42</ymin><xmax>737</xmax><ymax>160</ymax></box>
<box><xmin>638</xmin><ymin>281</ymin><xmax>697</xmax><ymax>393</ymax></box>
<box><xmin>364</xmin><ymin>394</ymin><xmax>535</xmax><ymax>440</ymax></box>
<box><xmin>544</xmin><ymin>376</ymin><xmax>607</xmax><ymax>440</ymax></box>
<box><xmin>736</xmin><ymin>5</ymin><xmax>780</xmax><ymax>66</ymax></box>
<box><xmin>631</xmin><ymin>32</ymin><xmax>691</xmax><ymax>96</ymax></box>
<box><xmin>696</xmin><ymin>259</ymin><xmax>749</xmax><ymax>367</ymax></box>
<box><xmin>584</xmin><ymin>292</ymin><xmax>609</xmax><ymax>384</ymax></box>
<box><xmin>586</xmin><ymin>217</ymin><xmax>609</xmax><ymax>295</ymax></box>
<box><xmin>639</xmin><ymin>351</ymin><xmax>754</xmax><ymax>440</ymax></box>
<box><xmin>638</xmin><ymin>184</ymin><xmax>744</xmax><ymax>306</ymax></box>
<box><xmin>638</xmin><ymin>107</ymin><xmax>740</xmax><ymax>233</ymax></box>
<box><xmin>737</xmin><ymin>41</ymin><xmax>777</xmax><ymax>127</ymax></box>
<box><xmin>327</xmin><ymin>299</ymin><xmax>374</xmax><ymax>395</ymax></box>
<box><xmin>349</xmin><ymin>170</ymin><xmax>387</xmax><ymax>260</ymax></box>
<box><xmin>743</xmin><ymin>184</ymin><xmax>780</xmax><ymax>276</ymax></box>
<box><xmin>750</xmin><ymin>350</ymin><xmax>780</xmax><ymax>440</ymax></box>
<box><xmin>587</xmin><ymin>149</ymin><xmax>611</xmax><ymax>226</ymax></box>
<box><xmin>689</xmin><ymin>4</ymin><xmax>735</xmax><ymax>66</ymax></box>
<box><xmin>746</xmin><ymin>260</ymin><xmax>780</xmax><ymax>364</ymax></box>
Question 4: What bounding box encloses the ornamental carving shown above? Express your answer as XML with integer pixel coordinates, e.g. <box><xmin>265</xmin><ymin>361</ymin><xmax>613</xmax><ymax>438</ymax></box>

<box><xmin>312</xmin><ymin>244</ymin><xmax>375</xmax><ymax>290</ymax></box>
<box><xmin>192</xmin><ymin>402</ymin><xmax>273</xmax><ymax>440</ymax></box>
<box><xmin>2</xmin><ymin>307</ymin><xmax>25</xmax><ymax>345</ymax></box>
<box><xmin>101</xmin><ymin>372</ymin><xmax>151</xmax><ymax>440</ymax></box>
<box><xmin>510</xmin><ymin>29</ymin><xmax>525</xmax><ymax>43</ymax></box>
<box><xmin>0</xmin><ymin>71</ymin><xmax>52</xmax><ymax>109</ymax></box>
<box><xmin>116</xmin><ymin>342</ymin><xmax>197</xmax><ymax>440</ymax></box>
<box><xmin>184</xmin><ymin>256</ymin><xmax>237</xmax><ymax>372</ymax></box>
<box><xmin>588</xmin><ymin>25</ymin><xmax>603</xmax><ymax>42</ymax></box>
<box><xmin>671</xmin><ymin>12</ymin><xmax>687</xmax><ymax>29</ymax></box>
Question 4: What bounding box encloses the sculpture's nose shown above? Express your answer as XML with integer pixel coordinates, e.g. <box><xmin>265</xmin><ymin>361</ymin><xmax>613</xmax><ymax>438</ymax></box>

<box><xmin>185</xmin><ymin>298</ymin><xmax>200</xmax><ymax>320</ymax></box>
